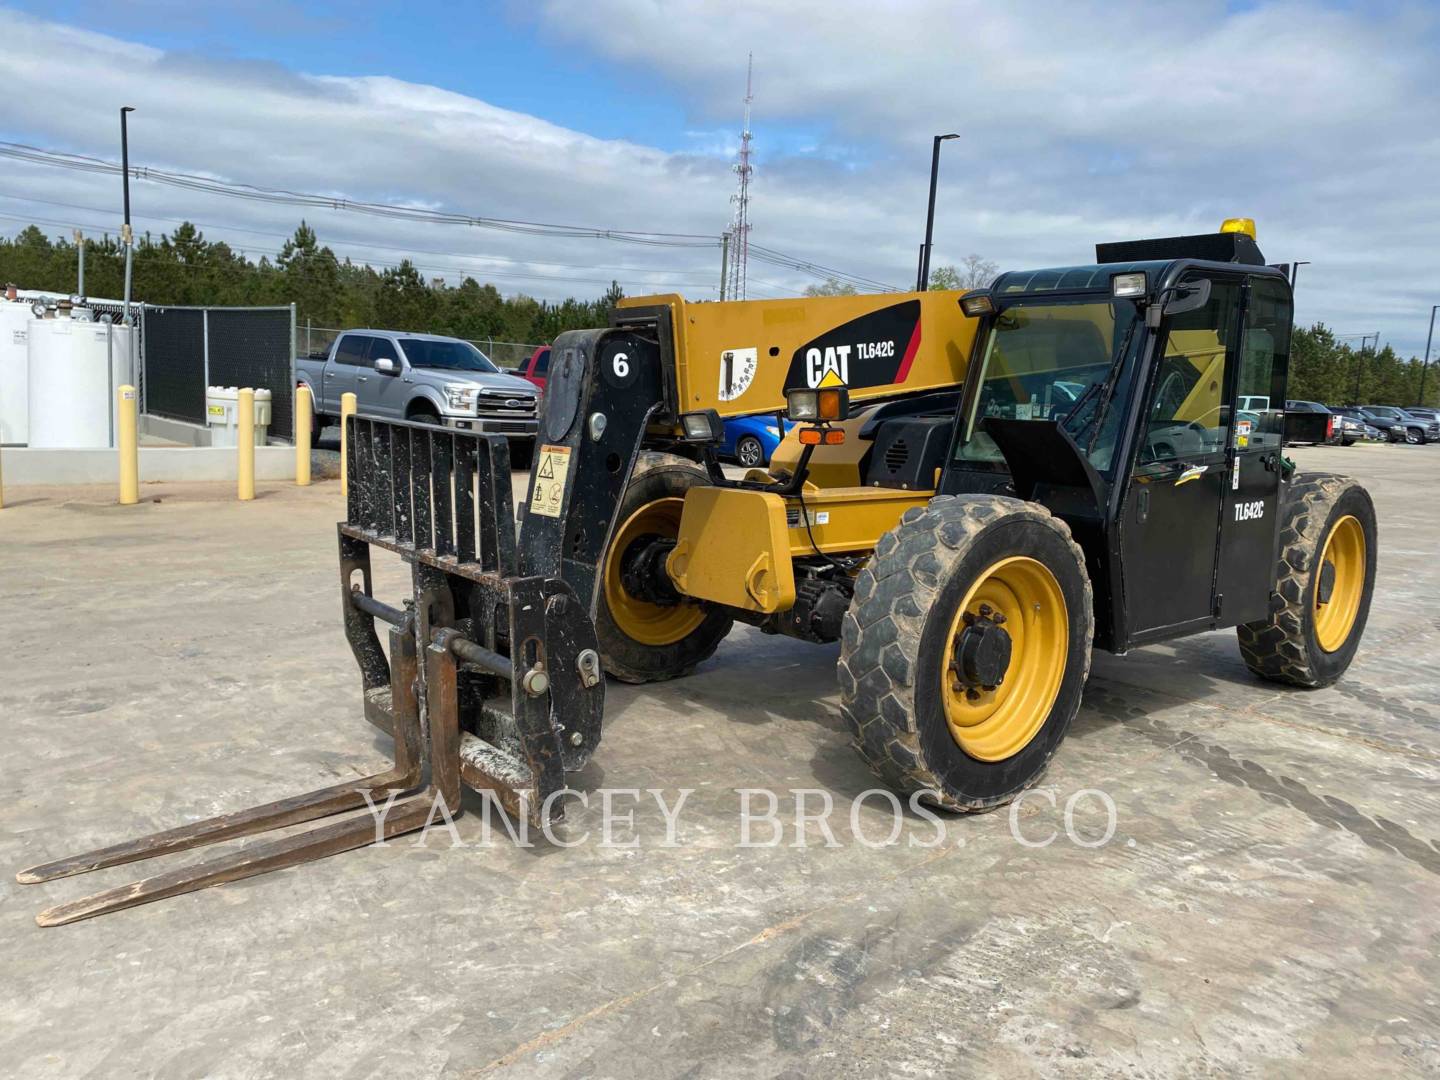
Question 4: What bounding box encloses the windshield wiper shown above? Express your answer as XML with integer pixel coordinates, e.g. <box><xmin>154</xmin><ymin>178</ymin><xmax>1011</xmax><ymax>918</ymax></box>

<box><xmin>1083</xmin><ymin>319</ymin><xmax>1140</xmax><ymax>453</ymax></box>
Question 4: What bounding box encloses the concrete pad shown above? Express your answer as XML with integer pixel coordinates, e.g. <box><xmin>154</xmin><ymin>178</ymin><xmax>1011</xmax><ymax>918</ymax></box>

<box><xmin>1</xmin><ymin>445</ymin><xmax>1437</xmax><ymax>1077</ymax></box>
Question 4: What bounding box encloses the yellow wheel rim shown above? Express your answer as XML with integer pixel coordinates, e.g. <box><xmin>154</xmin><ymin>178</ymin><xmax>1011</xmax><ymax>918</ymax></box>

<box><xmin>941</xmin><ymin>556</ymin><xmax>1068</xmax><ymax>762</ymax></box>
<box><xmin>1314</xmin><ymin>514</ymin><xmax>1365</xmax><ymax>653</ymax></box>
<box><xmin>603</xmin><ymin>497</ymin><xmax>706</xmax><ymax>647</ymax></box>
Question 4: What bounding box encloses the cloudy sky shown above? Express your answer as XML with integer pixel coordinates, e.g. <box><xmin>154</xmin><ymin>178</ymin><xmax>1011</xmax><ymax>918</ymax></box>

<box><xmin>0</xmin><ymin>1</ymin><xmax>1437</xmax><ymax>354</ymax></box>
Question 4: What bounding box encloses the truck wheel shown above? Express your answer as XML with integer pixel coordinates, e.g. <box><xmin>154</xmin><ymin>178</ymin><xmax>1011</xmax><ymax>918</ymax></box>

<box><xmin>597</xmin><ymin>453</ymin><xmax>733</xmax><ymax>683</ymax></box>
<box><xmin>311</xmin><ymin>415</ymin><xmax>326</xmax><ymax>448</ymax></box>
<box><xmin>839</xmin><ymin>495</ymin><xmax>1093</xmax><ymax>811</ymax></box>
<box><xmin>410</xmin><ymin>409</ymin><xmax>441</xmax><ymax>428</ymax></box>
<box><xmin>1237</xmin><ymin>473</ymin><xmax>1376</xmax><ymax>687</ymax></box>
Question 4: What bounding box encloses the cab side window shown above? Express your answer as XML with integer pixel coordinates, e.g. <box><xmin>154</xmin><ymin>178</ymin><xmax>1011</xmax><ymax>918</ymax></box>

<box><xmin>334</xmin><ymin>334</ymin><xmax>372</xmax><ymax>366</ymax></box>
<box><xmin>1238</xmin><ymin>278</ymin><xmax>1291</xmax><ymax>448</ymax></box>
<box><xmin>369</xmin><ymin>337</ymin><xmax>400</xmax><ymax>364</ymax></box>
<box><xmin>1141</xmin><ymin>279</ymin><xmax>1240</xmax><ymax>466</ymax></box>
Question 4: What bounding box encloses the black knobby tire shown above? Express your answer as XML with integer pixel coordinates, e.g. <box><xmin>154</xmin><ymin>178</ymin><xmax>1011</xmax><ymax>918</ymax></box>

<box><xmin>310</xmin><ymin>414</ymin><xmax>326</xmax><ymax>448</ymax></box>
<box><xmin>839</xmin><ymin>495</ymin><xmax>1094</xmax><ymax>811</ymax></box>
<box><xmin>597</xmin><ymin>452</ymin><xmax>734</xmax><ymax>683</ymax></box>
<box><xmin>411</xmin><ymin>409</ymin><xmax>441</xmax><ymax>427</ymax></box>
<box><xmin>1237</xmin><ymin>472</ymin><xmax>1377</xmax><ymax>688</ymax></box>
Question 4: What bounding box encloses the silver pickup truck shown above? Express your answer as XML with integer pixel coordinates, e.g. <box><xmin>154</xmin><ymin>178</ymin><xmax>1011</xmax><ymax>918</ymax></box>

<box><xmin>296</xmin><ymin>329</ymin><xmax>539</xmax><ymax>445</ymax></box>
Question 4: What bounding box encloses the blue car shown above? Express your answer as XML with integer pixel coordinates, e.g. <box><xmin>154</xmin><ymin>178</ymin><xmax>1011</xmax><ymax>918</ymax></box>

<box><xmin>721</xmin><ymin>415</ymin><xmax>795</xmax><ymax>468</ymax></box>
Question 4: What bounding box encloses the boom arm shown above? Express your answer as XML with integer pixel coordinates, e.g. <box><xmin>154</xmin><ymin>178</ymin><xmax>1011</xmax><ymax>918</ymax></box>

<box><xmin>616</xmin><ymin>291</ymin><xmax>980</xmax><ymax>421</ymax></box>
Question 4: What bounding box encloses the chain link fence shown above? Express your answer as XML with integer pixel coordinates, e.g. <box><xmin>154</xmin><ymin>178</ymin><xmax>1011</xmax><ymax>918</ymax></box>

<box><xmin>300</xmin><ymin>323</ymin><xmax>543</xmax><ymax>371</ymax></box>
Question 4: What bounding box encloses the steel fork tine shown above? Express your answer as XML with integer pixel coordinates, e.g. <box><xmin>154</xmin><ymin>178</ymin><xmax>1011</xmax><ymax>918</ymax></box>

<box><xmin>33</xmin><ymin>798</ymin><xmax>436</xmax><ymax>926</ymax></box>
<box><xmin>19</xmin><ymin>630</ymin><xmax>423</xmax><ymax>887</ymax></box>
<box><xmin>28</xmin><ymin>636</ymin><xmax>461</xmax><ymax>927</ymax></box>
<box><xmin>16</xmin><ymin>768</ymin><xmax>417</xmax><ymax>885</ymax></box>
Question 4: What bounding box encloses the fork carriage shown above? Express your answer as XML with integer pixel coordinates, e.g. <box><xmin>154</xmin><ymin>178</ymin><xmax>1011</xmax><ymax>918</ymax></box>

<box><xmin>340</xmin><ymin>415</ymin><xmax>604</xmax><ymax>824</ymax></box>
<box><xmin>18</xmin><ymin>414</ymin><xmax>608</xmax><ymax>926</ymax></box>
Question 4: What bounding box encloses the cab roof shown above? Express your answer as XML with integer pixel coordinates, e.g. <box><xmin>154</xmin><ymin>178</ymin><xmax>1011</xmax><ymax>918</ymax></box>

<box><xmin>991</xmin><ymin>258</ymin><xmax>1288</xmax><ymax>301</ymax></box>
<box><xmin>990</xmin><ymin>229</ymin><xmax>1284</xmax><ymax>300</ymax></box>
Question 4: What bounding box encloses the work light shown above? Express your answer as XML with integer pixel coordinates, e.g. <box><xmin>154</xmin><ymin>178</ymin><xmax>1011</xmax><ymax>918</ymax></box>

<box><xmin>960</xmin><ymin>292</ymin><xmax>996</xmax><ymax>318</ymax></box>
<box><xmin>1110</xmin><ymin>272</ymin><xmax>1148</xmax><ymax>299</ymax></box>
<box><xmin>679</xmin><ymin>409</ymin><xmax>724</xmax><ymax>442</ymax></box>
<box><xmin>785</xmin><ymin>387</ymin><xmax>849</xmax><ymax>423</ymax></box>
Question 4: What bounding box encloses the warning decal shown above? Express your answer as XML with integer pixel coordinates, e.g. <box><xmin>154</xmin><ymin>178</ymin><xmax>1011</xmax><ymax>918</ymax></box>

<box><xmin>530</xmin><ymin>444</ymin><xmax>573</xmax><ymax>518</ymax></box>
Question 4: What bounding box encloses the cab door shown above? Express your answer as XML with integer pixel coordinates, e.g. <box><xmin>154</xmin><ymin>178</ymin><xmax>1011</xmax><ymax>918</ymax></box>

<box><xmin>365</xmin><ymin>336</ymin><xmax>408</xmax><ymax>419</ymax></box>
<box><xmin>1214</xmin><ymin>276</ymin><xmax>1291</xmax><ymax>625</ymax></box>
<box><xmin>1119</xmin><ymin>275</ymin><xmax>1241</xmax><ymax>641</ymax></box>
<box><xmin>325</xmin><ymin>332</ymin><xmax>368</xmax><ymax>409</ymax></box>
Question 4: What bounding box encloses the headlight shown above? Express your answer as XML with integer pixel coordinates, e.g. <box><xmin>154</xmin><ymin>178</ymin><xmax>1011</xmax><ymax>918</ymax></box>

<box><xmin>444</xmin><ymin>384</ymin><xmax>478</xmax><ymax>412</ymax></box>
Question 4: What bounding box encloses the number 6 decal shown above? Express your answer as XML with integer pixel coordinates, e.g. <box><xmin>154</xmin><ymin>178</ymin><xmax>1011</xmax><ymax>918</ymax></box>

<box><xmin>603</xmin><ymin>342</ymin><xmax>639</xmax><ymax>389</ymax></box>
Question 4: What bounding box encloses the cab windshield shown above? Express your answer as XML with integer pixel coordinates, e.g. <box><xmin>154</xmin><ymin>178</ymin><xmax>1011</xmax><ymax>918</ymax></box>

<box><xmin>955</xmin><ymin>297</ymin><xmax>1141</xmax><ymax>473</ymax></box>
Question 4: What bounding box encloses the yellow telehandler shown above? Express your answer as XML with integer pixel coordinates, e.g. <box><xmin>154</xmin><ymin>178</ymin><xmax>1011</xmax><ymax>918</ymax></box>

<box><xmin>19</xmin><ymin>220</ymin><xmax>1376</xmax><ymax>924</ymax></box>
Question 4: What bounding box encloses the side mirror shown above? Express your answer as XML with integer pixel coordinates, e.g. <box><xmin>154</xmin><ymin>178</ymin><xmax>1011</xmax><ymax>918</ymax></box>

<box><xmin>1145</xmin><ymin>278</ymin><xmax>1212</xmax><ymax>328</ymax></box>
<box><xmin>374</xmin><ymin>357</ymin><xmax>397</xmax><ymax>375</ymax></box>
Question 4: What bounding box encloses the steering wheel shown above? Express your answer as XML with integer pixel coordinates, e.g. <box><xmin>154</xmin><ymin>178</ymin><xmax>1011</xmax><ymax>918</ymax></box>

<box><xmin>1152</xmin><ymin>368</ymin><xmax>1188</xmax><ymax>420</ymax></box>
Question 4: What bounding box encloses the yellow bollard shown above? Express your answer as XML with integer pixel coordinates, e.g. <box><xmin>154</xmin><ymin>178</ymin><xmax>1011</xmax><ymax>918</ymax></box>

<box><xmin>238</xmin><ymin>387</ymin><xmax>256</xmax><ymax>502</ymax></box>
<box><xmin>117</xmin><ymin>384</ymin><xmax>139</xmax><ymax>505</ymax></box>
<box><xmin>340</xmin><ymin>391</ymin><xmax>357</xmax><ymax>499</ymax></box>
<box><xmin>295</xmin><ymin>384</ymin><xmax>312</xmax><ymax>487</ymax></box>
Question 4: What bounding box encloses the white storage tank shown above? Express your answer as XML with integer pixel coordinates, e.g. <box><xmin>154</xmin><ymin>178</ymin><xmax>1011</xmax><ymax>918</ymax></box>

<box><xmin>0</xmin><ymin>298</ymin><xmax>30</xmax><ymax>445</ymax></box>
<box><xmin>27</xmin><ymin>314</ymin><xmax>132</xmax><ymax>448</ymax></box>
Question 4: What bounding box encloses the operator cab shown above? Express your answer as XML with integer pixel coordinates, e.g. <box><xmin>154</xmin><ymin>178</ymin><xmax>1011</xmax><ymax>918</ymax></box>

<box><xmin>938</xmin><ymin>220</ymin><xmax>1294</xmax><ymax>653</ymax></box>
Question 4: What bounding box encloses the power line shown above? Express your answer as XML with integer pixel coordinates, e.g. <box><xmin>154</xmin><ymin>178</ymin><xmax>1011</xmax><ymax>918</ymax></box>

<box><xmin>0</xmin><ymin>140</ymin><xmax>902</xmax><ymax>292</ymax></box>
<box><xmin>0</xmin><ymin>191</ymin><xmax>721</xmax><ymax>282</ymax></box>
<box><xmin>0</xmin><ymin>210</ymin><xmax>708</xmax><ymax>293</ymax></box>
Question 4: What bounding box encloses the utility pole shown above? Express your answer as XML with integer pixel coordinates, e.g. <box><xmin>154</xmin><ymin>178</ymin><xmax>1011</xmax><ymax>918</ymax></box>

<box><xmin>1419</xmin><ymin>304</ymin><xmax>1437</xmax><ymax>406</ymax></box>
<box><xmin>917</xmin><ymin>134</ymin><xmax>959</xmax><ymax>291</ymax></box>
<box><xmin>74</xmin><ymin>229</ymin><xmax>85</xmax><ymax>296</ymax></box>
<box><xmin>719</xmin><ymin>231</ymin><xmax>730</xmax><ymax>302</ymax></box>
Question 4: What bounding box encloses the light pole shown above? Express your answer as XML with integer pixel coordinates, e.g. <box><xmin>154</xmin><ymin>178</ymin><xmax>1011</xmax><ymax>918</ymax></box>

<box><xmin>1289</xmin><ymin>260</ymin><xmax>1310</xmax><ymax>290</ymax></box>
<box><xmin>1419</xmin><ymin>304</ymin><xmax>1437</xmax><ymax>406</ymax></box>
<box><xmin>916</xmin><ymin>133</ymin><xmax>959</xmax><ymax>292</ymax></box>
<box><xmin>120</xmin><ymin>106</ymin><xmax>137</xmax><ymax>392</ymax></box>
<box><xmin>1353</xmin><ymin>332</ymin><xmax>1380</xmax><ymax>403</ymax></box>
<box><xmin>120</xmin><ymin>107</ymin><xmax>135</xmax><ymax>324</ymax></box>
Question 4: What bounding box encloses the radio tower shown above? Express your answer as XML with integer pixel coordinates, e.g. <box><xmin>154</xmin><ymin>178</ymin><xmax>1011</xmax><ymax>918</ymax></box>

<box><xmin>725</xmin><ymin>54</ymin><xmax>754</xmax><ymax>301</ymax></box>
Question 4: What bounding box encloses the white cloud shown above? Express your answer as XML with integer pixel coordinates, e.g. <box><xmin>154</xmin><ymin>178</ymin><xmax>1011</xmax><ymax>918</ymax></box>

<box><xmin>0</xmin><ymin>4</ymin><xmax>1437</xmax><ymax>353</ymax></box>
<box><xmin>529</xmin><ymin>0</ymin><xmax>1440</xmax><ymax>354</ymax></box>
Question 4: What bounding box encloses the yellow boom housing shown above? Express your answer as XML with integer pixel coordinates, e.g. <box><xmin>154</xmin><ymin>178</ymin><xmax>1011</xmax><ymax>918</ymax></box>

<box><xmin>613</xmin><ymin>290</ymin><xmax>982</xmax><ymax>615</ymax></box>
